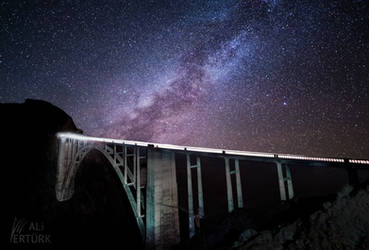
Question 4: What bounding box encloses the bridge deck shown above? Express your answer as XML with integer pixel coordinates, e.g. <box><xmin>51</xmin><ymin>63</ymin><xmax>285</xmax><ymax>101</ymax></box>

<box><xmin>57</xmin><ymin>132</ymin><xmax>369</xmax><ymax>166</ymax></box>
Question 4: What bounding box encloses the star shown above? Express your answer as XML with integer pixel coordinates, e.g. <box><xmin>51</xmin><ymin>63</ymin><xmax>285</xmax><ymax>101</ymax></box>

<box><xmin>0</xmin><ymin>0</ymin><xmax>368</xmax><ymax>158</ymax></box>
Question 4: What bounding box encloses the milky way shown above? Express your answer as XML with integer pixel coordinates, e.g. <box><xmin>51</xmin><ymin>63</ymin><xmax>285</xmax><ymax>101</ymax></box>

<box><xmin>1</xmin><ymin>0</ymin><xmax>369</xmax><ymax>158</ymax></box>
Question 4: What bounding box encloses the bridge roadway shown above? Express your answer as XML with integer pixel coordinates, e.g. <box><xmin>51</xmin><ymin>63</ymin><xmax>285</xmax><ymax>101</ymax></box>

<box><xmin>55</xmin><ymin>132</ymin><xmax>369</xmax><ymax>250</ymax></box>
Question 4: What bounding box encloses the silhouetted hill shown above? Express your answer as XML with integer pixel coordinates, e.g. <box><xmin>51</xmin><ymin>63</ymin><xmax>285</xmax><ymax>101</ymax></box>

<box><xmin>1</xmin><ymin>99</ymin><xmax>80</xmax><ymax>219</ymax></box>
<box><xmin>1</xmin><ymin>99</ymin><xmax>142</xmax><ymax>249</ymax></box>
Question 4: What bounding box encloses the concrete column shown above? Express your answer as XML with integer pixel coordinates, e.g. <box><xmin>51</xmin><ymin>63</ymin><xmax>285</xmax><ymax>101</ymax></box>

<box><xmin>285</xmin><ymin>164</ymin><xmax>294</xmax><ymax>199</ymax></box>
<box><xmin>124</xmin><ymin>144</ymin><xmax>127</xmax><ymax>184</ymax></box>
<box><xmin>146</xmin><ymin>148</ymin><xmax>180</xmax><ymax>250</ymax></box>
<box><xmin>137</xmin><ymin>147</ymin><xmax>141</xmax><ymax>217</ymax></box>
<box><xmin>225</xmin><ymin>157</ymin><xmax>234</xmax><ymax>213</ymax></box>
<box><xmin>276</xmin><ymin>161</ymin><xmax>287</xmax><ymax>201</ymax></box>
<box><xmin>186</xmin><ymin>154</ymin><xmax>204</xmax><ymax>238</ymax></box>
<box><xmin>276</xmin><ymin>162</ymin><xmax>295</xmax><ymax>201</ymax></box>
<box><xmin>235</xmin><ymin>159</ymin><xmax>243</xmax><ymax>208</ymax></box>
<box><xmin>186</xmin><ymin>153</ymin><xmax>195</xmax><ymax>239</ymax></box>
<box><xmin>133</xmin><ymin>146</ymin><xmax>137</xmax><ymax>186</ymax></box>
<box><xmin>196</xmin><ymin>156</ymin><xmax>204</xmax><ymax>217</ymax></box>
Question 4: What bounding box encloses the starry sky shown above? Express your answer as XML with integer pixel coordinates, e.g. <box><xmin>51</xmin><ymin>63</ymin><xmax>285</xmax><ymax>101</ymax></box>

<box><xmin>1</xmin><ymin>0</ymin><xmax>369</xmax><ymax>158</ymax></box>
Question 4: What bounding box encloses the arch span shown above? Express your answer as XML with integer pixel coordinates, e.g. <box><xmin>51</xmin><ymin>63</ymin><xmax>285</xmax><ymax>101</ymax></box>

<box><xmin>56</xmin><ymin>137</ymin><xmax>146</xmax><ymax>238</ymax></box>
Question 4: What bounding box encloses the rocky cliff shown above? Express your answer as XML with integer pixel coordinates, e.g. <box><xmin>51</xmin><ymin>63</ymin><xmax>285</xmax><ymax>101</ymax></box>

<box><xmin>233</xmin><ymin>183</ymin><xmax>369</xmax><ymax>250</ymax></box>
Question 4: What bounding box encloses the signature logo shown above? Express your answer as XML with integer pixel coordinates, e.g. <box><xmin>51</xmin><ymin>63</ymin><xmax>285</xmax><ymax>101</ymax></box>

<box><xmin>10</xmin><ymin>218</ymin><xmax>51</xmax><ymax>244</ymax></box>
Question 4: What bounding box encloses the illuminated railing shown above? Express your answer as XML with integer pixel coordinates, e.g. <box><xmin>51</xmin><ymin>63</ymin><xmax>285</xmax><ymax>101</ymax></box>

<box><xmin>57</xmin><ymin>132</ymin><xmax>367</xmax><ymax>164</ymax></box>
<box><xmin>349</xmin><ymin>159</ymin><xmax>369</xmax><ymax>165</ymax></box>
<box><xmin>278</xmin><ymin>154</ymin><xmax>345</xmax><ymax>163</ymax></box>
<box><xmin>56</xmin><ymin>132</ymin><xmax>275</xmax><ymax>158</ymax></box>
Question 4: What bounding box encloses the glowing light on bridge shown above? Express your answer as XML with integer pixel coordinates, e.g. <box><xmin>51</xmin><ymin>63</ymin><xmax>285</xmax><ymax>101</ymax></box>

<box><xmin>349</xmin><ymin>159</ymin><xmax>369</xmax><ymax>165</ymax></box>
<box><xmin>57</xmin><ymin>132</ymin><xmax>369</xmax><ymax>164</ymax></box>
<box><xmin>278</xmin><ymin>154</ymin><xmax>345</xmax><ymax>163</ymax></box>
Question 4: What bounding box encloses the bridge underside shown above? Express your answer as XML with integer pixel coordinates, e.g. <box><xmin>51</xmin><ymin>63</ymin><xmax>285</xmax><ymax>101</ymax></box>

<box><xmin>56</xmin><ymin>136</ymin><xmax>181</xmax><ymax>249</ymax></box>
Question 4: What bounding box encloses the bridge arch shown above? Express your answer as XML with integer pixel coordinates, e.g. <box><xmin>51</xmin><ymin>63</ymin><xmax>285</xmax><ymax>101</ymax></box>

<box><xmin>56</xmin><ymin>137</ymin><xmax>146</xmax><ymax>238</ymax></box>
<box><xmin>71</xmin><ymin>148</ymin><xmax>142</xmax><ymax>247</ymax></box>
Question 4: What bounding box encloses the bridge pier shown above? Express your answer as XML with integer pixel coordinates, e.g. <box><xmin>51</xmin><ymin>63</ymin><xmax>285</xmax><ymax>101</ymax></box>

<box><xmin>146</xmin><ymin>148</ymin><xmax>180</xmax><ymax>250</ymax></box>
<box><xmin>186</xmin><ymin>154</ymin><xmax>204</xmax><ymax>238</ymax></box>
<box><xmin>276</xmin><ymin>161</ymin><xmax>294</xmax><ymax>201</ymax></box>
<box><xmin>235</xmin><ymin>159</ymin><xmax>243</xmax><ymax>208</ymax></box>
<box><xmin>224</xmin><ymin>158</ymin><xmax>244</xmax><ymax>213</ymax></box>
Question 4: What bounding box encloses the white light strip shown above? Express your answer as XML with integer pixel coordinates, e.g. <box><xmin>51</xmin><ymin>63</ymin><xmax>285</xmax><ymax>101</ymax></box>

<box><xmin>185</xmin><ymin>146</ymin><xmax>223</xmax><ymax>154</ymax></box>
<box><xmin>279</xmin><ymin>154</ymin><xmax>345</xmax><ymax>163</ymax></box>
<box><xmin>223</xmin><ymin>149</ymin><xmax>275</xmax><ymax>158</ymax></box>
<box><xmin>56</xmin><ymin>132</ymin><xmax>366</xmax><ymax>163</ymax></box>
<box><xmin>349</xmin><ymin>159</ymin><xmax>369</xmax><ymax>165</ymax></box>
<box><xmin>56</xmin><ymin>132</ymin><xmax>274</xmax><ymax>158</ymax></box>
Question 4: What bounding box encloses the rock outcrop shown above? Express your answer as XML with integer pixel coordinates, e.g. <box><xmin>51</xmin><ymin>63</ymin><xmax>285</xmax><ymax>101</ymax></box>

<box><xmin>234</xmin><ymin>184</ymin><xmax>369</xmax><ymax>250</ymax></box>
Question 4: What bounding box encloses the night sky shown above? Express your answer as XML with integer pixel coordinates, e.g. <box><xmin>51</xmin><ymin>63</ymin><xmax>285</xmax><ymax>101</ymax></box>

<box><xmin>1</xmin><ymin>0</ymin><xmax>368</xmax><ymax>158</ymax></box>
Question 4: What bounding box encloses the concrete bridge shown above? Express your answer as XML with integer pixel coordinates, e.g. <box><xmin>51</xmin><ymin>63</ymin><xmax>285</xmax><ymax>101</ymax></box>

<box><xmin>56</xmin><ymin>132</ymin><xmax>369</xmax><ymax>249</ymax></box>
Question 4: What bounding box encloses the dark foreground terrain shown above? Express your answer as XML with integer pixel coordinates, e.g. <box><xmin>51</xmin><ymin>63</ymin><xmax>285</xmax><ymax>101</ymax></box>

<box><xmin>1</xmin><ymin>99</ymin><xmax>143</xmax><ymax>249</ymax></box>
<box><xmin>231</xmin><ymin>183</ymin><xmax>369</xmax><ymax>250</ymax></box>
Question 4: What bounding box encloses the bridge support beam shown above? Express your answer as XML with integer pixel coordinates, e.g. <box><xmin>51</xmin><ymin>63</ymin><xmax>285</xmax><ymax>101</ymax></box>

<box><xmin>276</xmin><ymin>161</ymin><xmax>294</xmax><ymax>201</ymax></box>
<box><xmin>225</xmin><ymin>157</ymin><xmax>234</xmax><ymax>212</ymax></box>
<box><xmin>225</xmin><ymin>158</ymin><xmax>244</xmax><ymax>213</ymax></box>
<box><xmin>124</xmin><ymin>144</ymin><xmax>128</xmax><ymax>184</ymax></box>
<box><xmin>136</xmin><ymin>147</ymin><xmax>141</xmax><ymax>217</ymax></box>
<box><xmin>146</xmin><ymin>148</ymin><xmax>180</xmax><ymax>250</ymax></box>
<box><xmin>186</xmin><ymin>154</ymin><xmax>204</xmax><ymax>239</ymax></box>
<box><xmin>235</xmin><ymin>159</ymin><xmax>244</xmax><ymax>208</ymax></box>
<box><xmin>197</xmin><ymin>156</ymin><xmax>204</xmax><ymax>217</ymax></box>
